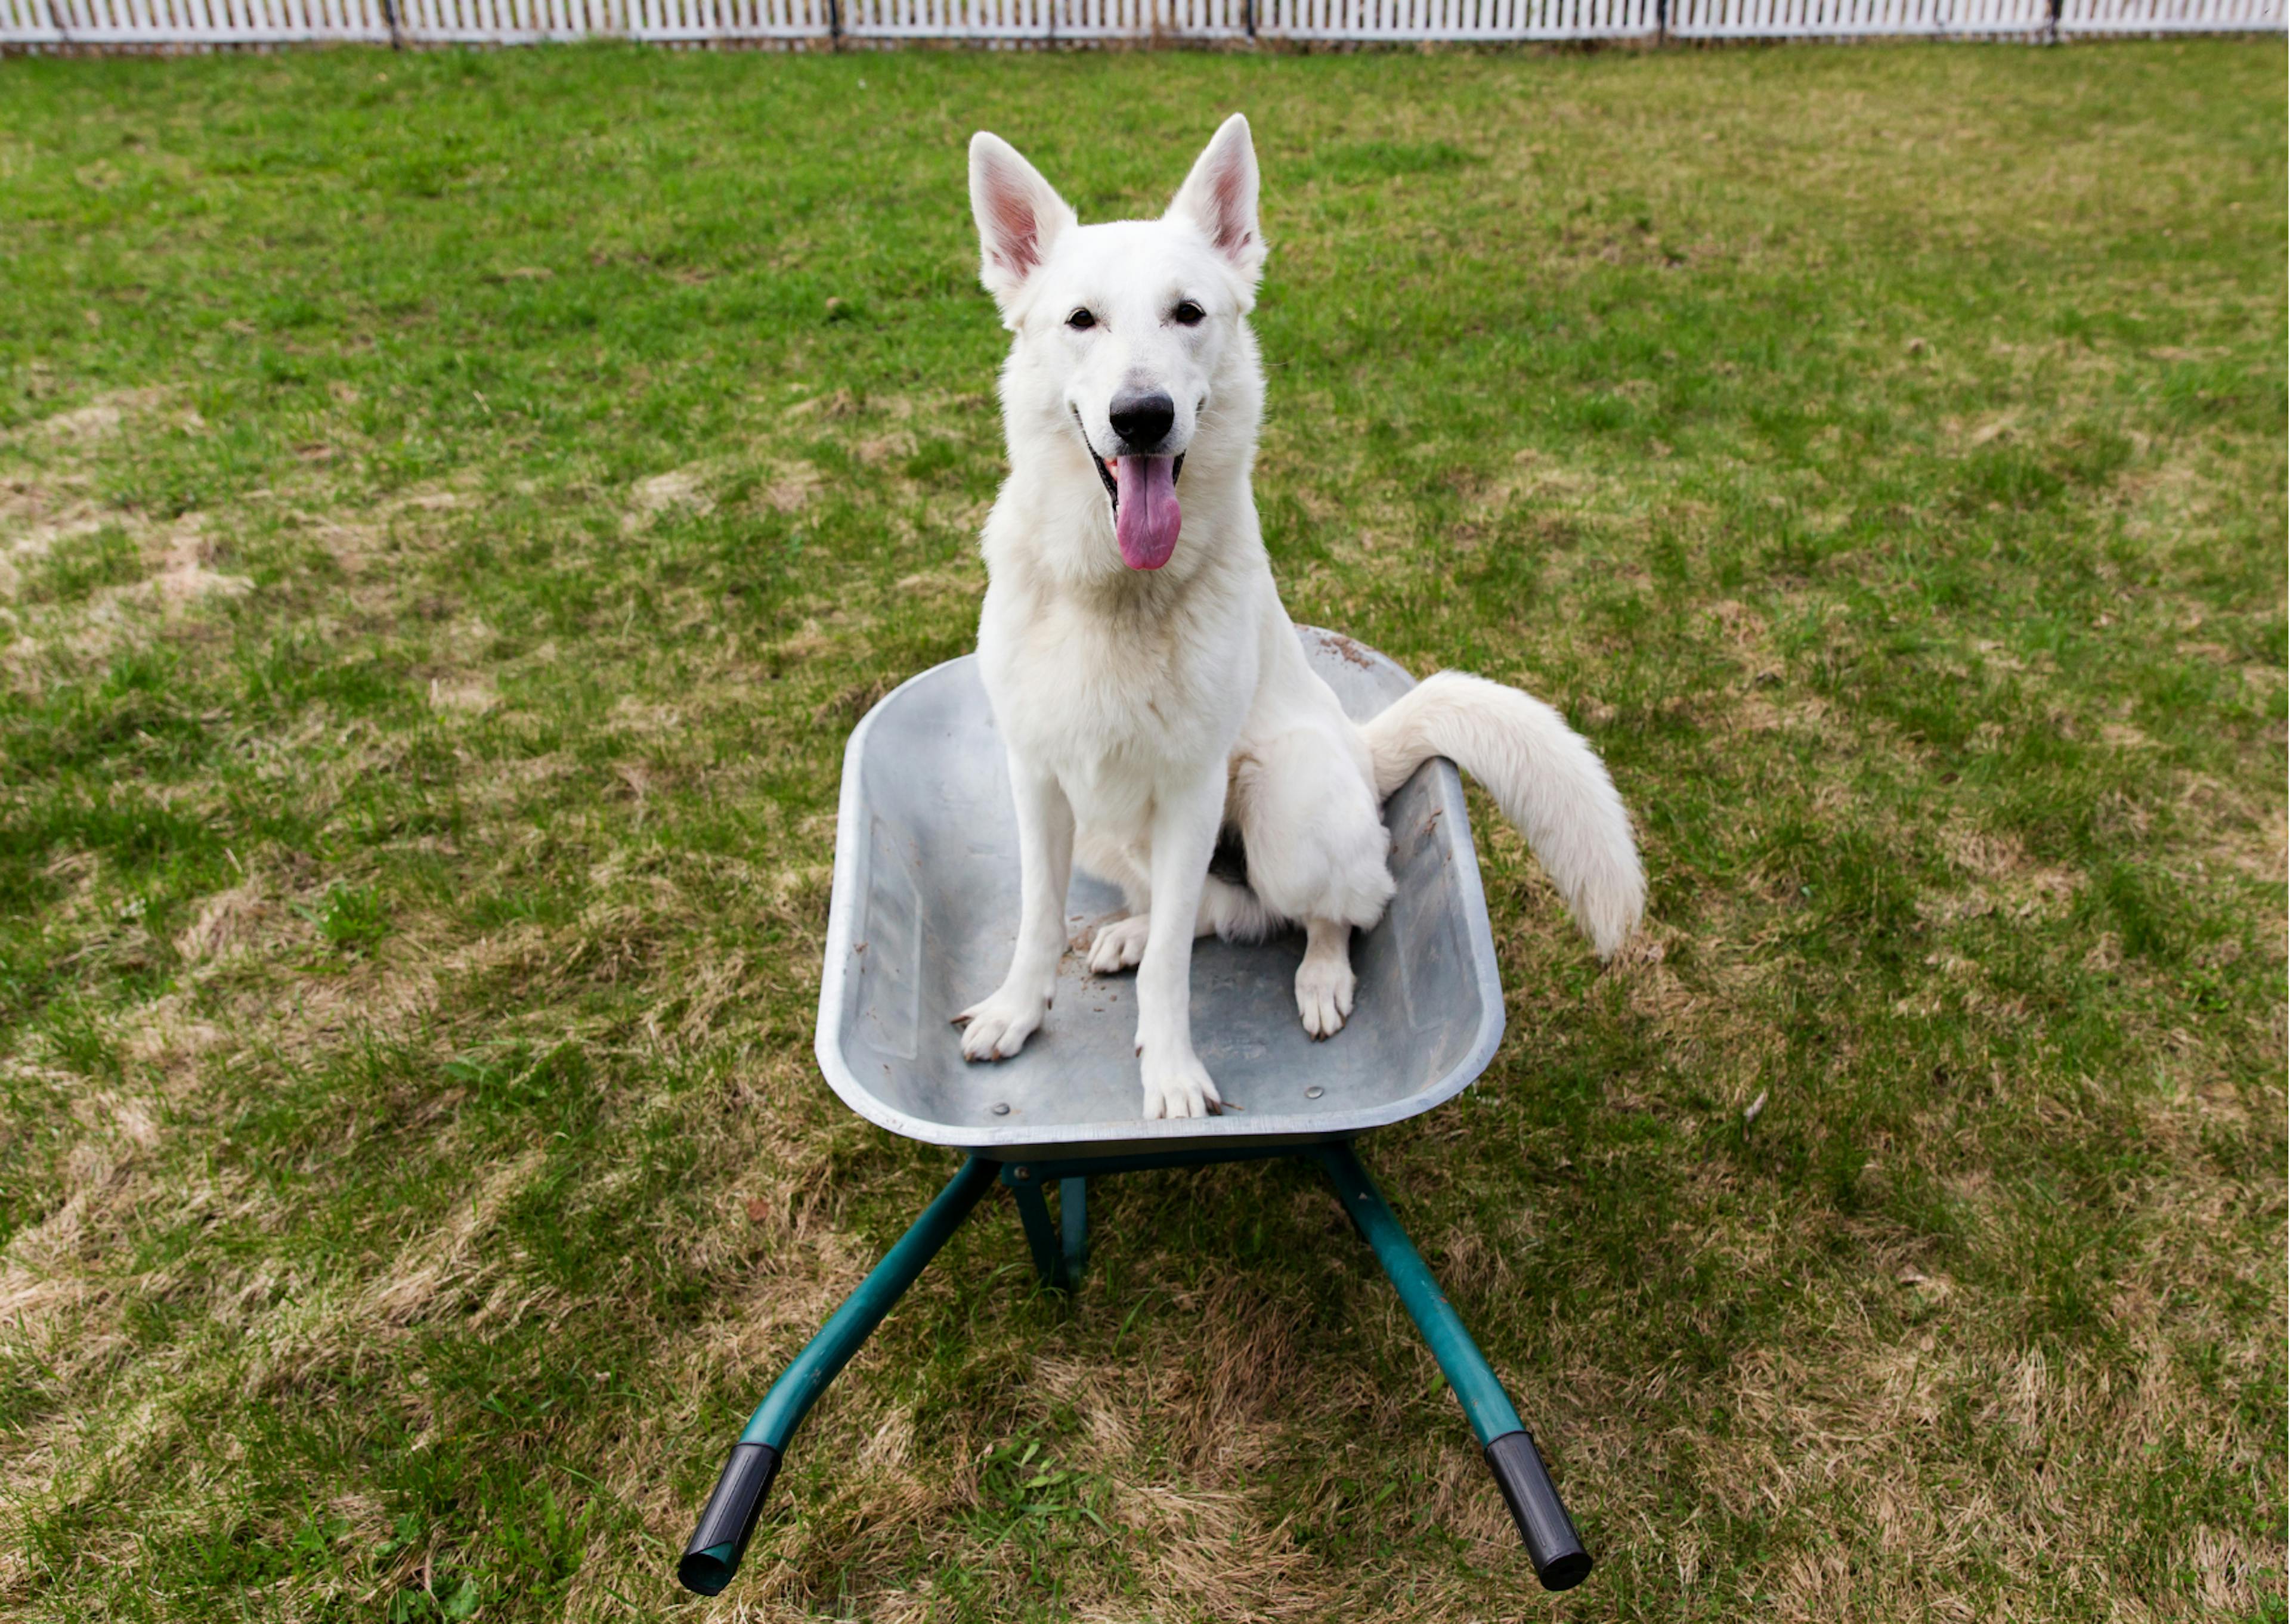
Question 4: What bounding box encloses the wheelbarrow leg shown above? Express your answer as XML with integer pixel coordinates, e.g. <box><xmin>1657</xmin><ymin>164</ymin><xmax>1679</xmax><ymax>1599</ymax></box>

<box><xmin>1310</xmin><ymin>1140</ymin><xmax>1592</xmax><ymax>1592</ymax></box>
<box><xmin>679</xmin><ymin>1154</ymin><xmax>998</xmax><ymax>1597</ymax></box>
<box><xmin>1061</xmin><ymin>1176</ymin><xmax>1087</xmax><ymax>1282</ymax></box>
<box><xmin>1001</xmin><ymin>1165</ymin><xmax>1085</xmax><ymax>1291</ymax></box>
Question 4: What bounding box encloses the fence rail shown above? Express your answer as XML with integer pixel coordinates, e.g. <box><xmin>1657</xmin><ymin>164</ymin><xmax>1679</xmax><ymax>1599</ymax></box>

<box><xmin>3</xmin><ymin>0</ymin><xmax>2278</xmax><ymax>46</ymax></box>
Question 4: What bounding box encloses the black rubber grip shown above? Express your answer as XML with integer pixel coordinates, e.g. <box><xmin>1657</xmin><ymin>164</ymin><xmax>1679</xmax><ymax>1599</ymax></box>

<box><xmin>677</xmin><ymin>1442</ymin><xmax>779</xmax><ymax>1596</ymax></box>
<box><xmin>1485</xmin><ymin>1430</ymin><xmax>1592</xmax><ymax>1591</ymax></box>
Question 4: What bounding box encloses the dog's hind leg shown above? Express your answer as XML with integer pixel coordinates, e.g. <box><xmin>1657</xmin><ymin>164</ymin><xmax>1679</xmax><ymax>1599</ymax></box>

<box><xmin>1081</xmin><ymin>829</ymin><xmax>1155</xmax><ymax>974</ymax></box>
<box><xmin>1087</xmin><ymin>872</ymin><xmax>1274</xmax><ymax>974</ymax></box>
<box><xmin>1234</xmin><ymin>726</ymin><xmax>1394</xmax><ymax>1037</ymax></box>
<box><xmin>1199</xmin><ymin>873</ymin><xmax>1276</xmax><ymax>943</ymax></box>
<box><xmin>1087</xmin><ymin>914</ymin><xmax>1151</xmax><ymax>974</ymax></box>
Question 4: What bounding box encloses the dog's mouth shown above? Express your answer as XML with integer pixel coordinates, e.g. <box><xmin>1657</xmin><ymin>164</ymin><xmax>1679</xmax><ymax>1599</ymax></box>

<box><xmin>1075</xmin><ymin>409</ymin><xmax>1184</xmax><ymax>571</ymax></box>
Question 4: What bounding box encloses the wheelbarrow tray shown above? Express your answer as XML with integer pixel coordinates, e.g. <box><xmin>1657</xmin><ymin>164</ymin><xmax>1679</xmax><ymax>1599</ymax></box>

<box><xmin>679</xmin><ymin>630</ymin><xmax>1593</xmax><ymax>1601</ymax></box>
<box><xmin>816</xmin><ymin>625</ymin><xmax>1505</xmax><ymax>1160</ymax></box>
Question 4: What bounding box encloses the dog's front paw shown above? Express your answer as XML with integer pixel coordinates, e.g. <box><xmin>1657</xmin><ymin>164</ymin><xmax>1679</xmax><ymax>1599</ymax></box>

<box><xmin>954</xmin><ymin>987</ymin><xmax>1048</xmax><ymax>1061</ymax></box>
<box><xmin>1295</xmin><ymin>955</ymin><xmax>1356</xmax><ymax>1040</ymax></box>
<box><xmin>1087</xmin><ymin>915</ymin><xmax>1149</xmax><ymax>975</ymax></box>
<box><xmin>1139</xmin><ymin>1046</ymin><xmax>1222</xmax><ymax>1120</ymax></box>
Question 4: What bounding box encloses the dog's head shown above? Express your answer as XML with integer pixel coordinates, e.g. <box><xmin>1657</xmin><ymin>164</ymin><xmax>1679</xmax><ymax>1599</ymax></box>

<box><xmin>968</xmin><ymin>115</ymin><xmax>1265</xmax><ymax>572</ymax></box>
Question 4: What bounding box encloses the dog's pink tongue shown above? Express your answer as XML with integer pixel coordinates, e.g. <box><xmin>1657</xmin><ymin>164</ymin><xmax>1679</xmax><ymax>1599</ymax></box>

<box><xmin>1113</xmin><ymin>455</ymin><xmax>1181</xmax><ymax>570</ymax></box>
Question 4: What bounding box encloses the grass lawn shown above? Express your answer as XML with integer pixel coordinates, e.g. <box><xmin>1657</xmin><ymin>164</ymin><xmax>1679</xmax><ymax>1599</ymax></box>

<box><xmin>1</xmin><ymin>36</ymin><xmax>2283</xmax><ymax>1624</ymax></box>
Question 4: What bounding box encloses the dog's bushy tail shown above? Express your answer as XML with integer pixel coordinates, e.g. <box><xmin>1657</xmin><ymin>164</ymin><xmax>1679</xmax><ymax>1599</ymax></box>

<box><xmin>1360</xmin><ymin>672</ymin><xmax>1644</xmax><ymax>958</ymax></box>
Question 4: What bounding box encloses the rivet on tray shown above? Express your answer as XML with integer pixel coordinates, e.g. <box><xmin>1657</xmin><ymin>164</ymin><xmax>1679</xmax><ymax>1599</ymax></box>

<box><xmin>991</xmin><ymin>1102</ymin><xmax>1011</xmax><ymax>1116</ymax></box>
<box><xmin>1305</xmin><ymin>1086</ymin><xmax>1324</xmax><ymax>1099</ymax></box>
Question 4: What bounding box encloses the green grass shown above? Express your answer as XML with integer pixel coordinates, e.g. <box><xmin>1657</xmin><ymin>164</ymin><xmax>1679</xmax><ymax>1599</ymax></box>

<box><xmin>0</xmin><ymin>38</ymin><xmax>2282</xmax><ymax>1624</ymax></box>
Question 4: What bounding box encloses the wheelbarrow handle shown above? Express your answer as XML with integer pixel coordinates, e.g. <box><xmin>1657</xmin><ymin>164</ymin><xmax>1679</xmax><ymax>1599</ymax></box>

<box><xmin>1485</xmin><ymin>1430</ymin><xmax>1592</xmax><ymax>1591</ymax></box>
<box><xmin>678</xmin><ymin>1154</ymin><xmax>998</xmax><ymax>1597</ymax></box>
<box><xmin>1311</xmin><ymin>1139</ymin><xmax>1592</xmax><ymax>1592</ymax></box>
<box><xmin>680</xmin><ymin>1443</ymin><xmax>780</xmax><ymax>1595</ymax></box>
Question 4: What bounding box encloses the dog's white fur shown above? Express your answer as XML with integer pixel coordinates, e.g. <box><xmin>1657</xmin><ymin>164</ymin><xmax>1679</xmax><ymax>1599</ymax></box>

<box><xmin>955</xmin><ymin>116</ymin><xmax>1645</xmax><ymax>1120</ymax></box>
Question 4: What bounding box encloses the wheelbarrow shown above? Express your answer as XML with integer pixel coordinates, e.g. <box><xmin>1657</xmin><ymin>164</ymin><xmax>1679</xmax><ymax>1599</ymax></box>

<box><xmin>677</xmin><ymin>628</ymin><xmax>1592</xmax><ymax>1597</ymax></box>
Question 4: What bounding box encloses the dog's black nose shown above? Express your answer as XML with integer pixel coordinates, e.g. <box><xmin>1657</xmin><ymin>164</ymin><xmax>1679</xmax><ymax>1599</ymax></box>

<box><xmin>1107</xmin><ymin>391</ymin><xmax>1176</xmax><ymax>451</ymax></box>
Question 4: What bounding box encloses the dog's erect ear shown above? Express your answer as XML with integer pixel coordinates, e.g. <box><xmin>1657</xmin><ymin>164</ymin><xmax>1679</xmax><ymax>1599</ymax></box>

<box><xmin>970</xmin><ymin>132</ymin><xmax>1076</xmax><ymax>312</ymax></box>
<box><xmin>1166</xmin><ymin>113</ymin><xmax>1265</xmax><ymax>288</ymax></box>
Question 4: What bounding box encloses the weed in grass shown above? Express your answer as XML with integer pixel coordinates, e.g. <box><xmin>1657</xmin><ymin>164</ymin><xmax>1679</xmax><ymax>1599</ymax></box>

<box><xmin>296</xmin><ymin>883</ymin><xmax>392</xmax><ymax>958</ymax></box>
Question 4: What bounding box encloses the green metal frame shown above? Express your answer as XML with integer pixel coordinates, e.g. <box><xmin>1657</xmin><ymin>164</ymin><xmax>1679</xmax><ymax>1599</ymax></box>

<box><xmin>680</xmin><ymin>1139</ymin><xmax>1590</xmax><ymax>1598</ymax></box>
<box><xmin>1002</xmin><ymin>1164</ymin><xmax>1088</xmax><ymax>1293</ymax></box>
<box><xmin>736</xmin><ymin>1153</ymin><xmax>998</xmax><ymax>1454</ymax></box>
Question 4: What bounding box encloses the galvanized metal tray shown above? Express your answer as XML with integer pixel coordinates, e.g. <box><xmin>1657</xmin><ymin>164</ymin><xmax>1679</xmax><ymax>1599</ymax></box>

<box><xmin>815</xmin><ymin>625</ymin><xmax>1506</xmax><ymax>1160</ymax></box>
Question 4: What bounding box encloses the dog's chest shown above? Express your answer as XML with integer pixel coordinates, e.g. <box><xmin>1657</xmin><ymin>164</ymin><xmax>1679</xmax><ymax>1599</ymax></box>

<box><xmin>982</xmin><ymin>590</ymin><xmax>1252</xmax><ymax>804</ymax></box>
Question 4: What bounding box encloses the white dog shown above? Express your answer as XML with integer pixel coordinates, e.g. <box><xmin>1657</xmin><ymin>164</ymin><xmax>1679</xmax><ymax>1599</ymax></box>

<box><xmin>954</xmin><ymin>115</ymin><xmax>1645</xmax><ymax>1121</ymax></box>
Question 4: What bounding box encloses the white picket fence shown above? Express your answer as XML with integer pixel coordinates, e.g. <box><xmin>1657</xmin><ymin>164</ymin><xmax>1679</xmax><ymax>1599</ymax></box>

<box><xmin>1672</xmin><ymin>0</ymin><xmax>2039</xmax><ymax>36</ymax></box>
<box><xmin>837</xmin><ymin>0</ymin><xmax>1248</xmax><ymax>41</ymax></box>
<box><xmin>2057</xmin><ymin>0</ymin><xmax>2279</xmax><ymax>27</ymax></box>
<box><xmin>1</xmin><ymin>0</ymin><xmax>2276</xmax><ymax>47</ymax></box>
<box><xmin>0</xmin><ymin>0</ymin><xmax>835</xmax><ymax>43</ymax></box>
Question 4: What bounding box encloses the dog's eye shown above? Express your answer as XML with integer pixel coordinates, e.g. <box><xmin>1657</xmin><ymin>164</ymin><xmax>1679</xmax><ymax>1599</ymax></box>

<box><xmin>1172</xmin><ymin>300</ymin><xmax>1205</xmax><ymax>327</ymax></box>
<box><xmin>1066</xmin><ymin>308</ymin><xmax>1096</xmax><ymax>330</ymax></box>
